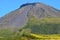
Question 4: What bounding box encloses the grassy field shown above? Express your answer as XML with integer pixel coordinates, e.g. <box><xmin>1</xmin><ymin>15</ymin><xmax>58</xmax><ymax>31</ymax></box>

<box><xmin>0</xmin><ymin>29</ymin><xmax>60</xmax><ymax>40</ymax></box>
<box><xmin>23</xmin><ymin>33</ymin><xmax>60</xmax><ymax>40</ymax></box>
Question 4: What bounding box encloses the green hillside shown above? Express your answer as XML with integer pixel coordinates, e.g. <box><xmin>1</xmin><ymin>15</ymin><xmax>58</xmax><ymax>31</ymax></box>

<box><xmin>0</xmin><ymin>16</ymin><xmax>60</xmax><ymax>40</ymax></box>
<box><xmin>21</xmin><ymin>16</ymin><xmax>60</xmax><ymax>35</ymax></box>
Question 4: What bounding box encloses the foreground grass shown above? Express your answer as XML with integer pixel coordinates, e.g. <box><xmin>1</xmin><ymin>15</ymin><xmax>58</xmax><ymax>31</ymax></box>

<box><xmin>0</xmin><ymin>29</ymin><xmax>60</xmax><ymax>40</ymax></box>
<box><xmin>23</xmin><ymin>33</ymin><xmax>60</xmax><ymax>40</ymax></box>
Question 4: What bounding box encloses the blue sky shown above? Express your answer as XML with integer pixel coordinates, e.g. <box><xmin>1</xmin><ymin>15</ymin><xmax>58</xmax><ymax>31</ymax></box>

<box><xmin>0</xmin><ymin>0</ymin><xmax>60</xmax><ymax>17</ymax></box>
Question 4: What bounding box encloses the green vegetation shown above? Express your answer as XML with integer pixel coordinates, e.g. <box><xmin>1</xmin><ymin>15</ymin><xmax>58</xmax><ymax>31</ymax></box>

<box><xmin>0</xmin><ymin>28</ymin><xmax>60</xmax><ymax>40</ymax></box>
<box><xmin>0</xmin><ymin>28</ymin><xmax>32</xmax><ymax>40</ymax></box>
<box><xmin>24</xmin><ymin>16</ymin><xmax>60</xmax><ymax>35</ymax></box>
<box><xmin>0</xmin><ymin>16</ymin><xmax>60</xmax><ymax>40</ymax></box>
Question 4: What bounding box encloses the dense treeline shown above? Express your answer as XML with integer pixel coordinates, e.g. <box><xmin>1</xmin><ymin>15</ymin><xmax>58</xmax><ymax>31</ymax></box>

<box><xmin>24</xmin><ymin>16</ymin><xmax>60</xmax><ymax>35</ymax></box>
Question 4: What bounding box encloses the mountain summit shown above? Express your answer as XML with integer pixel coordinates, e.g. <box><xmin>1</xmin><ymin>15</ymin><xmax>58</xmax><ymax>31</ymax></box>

<box><xmin>0</xmin><ymin>2</ymin><xmax>60</xmax><ymax>30</ymax></box>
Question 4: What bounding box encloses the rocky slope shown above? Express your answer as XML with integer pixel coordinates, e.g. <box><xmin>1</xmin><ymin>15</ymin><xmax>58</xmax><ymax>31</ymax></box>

<box><xmin>0</xmin><ymin>2</ymin><xmax>60</xmax><ymax>30</ymax></box>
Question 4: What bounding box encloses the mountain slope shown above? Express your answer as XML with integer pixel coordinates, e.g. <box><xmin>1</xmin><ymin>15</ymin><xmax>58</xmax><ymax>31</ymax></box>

<box><xmin>0</xmin><ymin>2</ymin><xmax>60</xmax><ymax>30</ymax></box>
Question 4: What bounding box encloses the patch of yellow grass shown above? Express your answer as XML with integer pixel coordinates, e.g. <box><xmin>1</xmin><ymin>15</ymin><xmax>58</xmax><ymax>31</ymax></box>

<box><xmin>30</xmin><ymin>34</ymin><xmax>60</xmax><ymax>40</ymax></box>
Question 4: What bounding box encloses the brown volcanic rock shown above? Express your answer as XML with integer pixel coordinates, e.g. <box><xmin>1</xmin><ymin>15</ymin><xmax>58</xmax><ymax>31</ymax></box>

<box><xmin>0</xmin><ymin>2</ymin><xmax>60</xmax><ymax>30</ymax></box>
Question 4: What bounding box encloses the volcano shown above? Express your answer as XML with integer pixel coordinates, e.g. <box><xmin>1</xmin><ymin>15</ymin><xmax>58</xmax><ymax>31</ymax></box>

<box><xmin>0</xmin><ymin>2</ymin><xmax>60</xmax><ymax>30</ymax></box>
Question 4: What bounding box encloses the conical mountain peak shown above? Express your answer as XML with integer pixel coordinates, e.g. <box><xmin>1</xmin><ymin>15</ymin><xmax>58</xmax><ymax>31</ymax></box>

<box><xmin>0</xmin><ymin>2</ymin><xmax>60</xmax><ymax>30</ymax></box>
